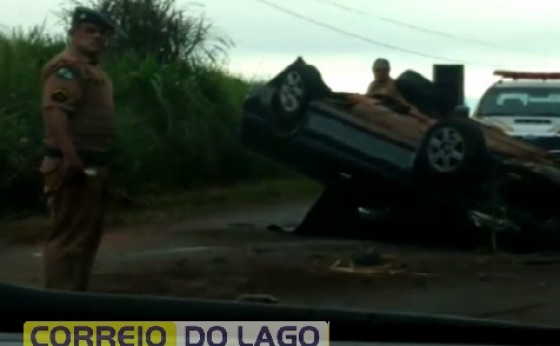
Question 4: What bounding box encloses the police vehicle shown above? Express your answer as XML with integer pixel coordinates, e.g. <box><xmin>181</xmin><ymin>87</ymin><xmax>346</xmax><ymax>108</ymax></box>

<box><xmin>473</xmin><ymin>71</ymin><xmax>560</xmax><ymax>159</ymax></box>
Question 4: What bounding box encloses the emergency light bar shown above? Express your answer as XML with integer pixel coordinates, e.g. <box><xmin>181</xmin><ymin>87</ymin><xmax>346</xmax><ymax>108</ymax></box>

<box><xmin>494</xmin><ymin>70</ymin><xmax>560</xmax><ymax>80</ymax></box>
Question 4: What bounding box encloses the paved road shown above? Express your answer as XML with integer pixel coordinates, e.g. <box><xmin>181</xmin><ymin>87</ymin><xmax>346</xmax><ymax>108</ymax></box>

<box><xmin>2</xmin><ymin>200</ymin><xmax>560</xmax><ymax>328</ymax></box>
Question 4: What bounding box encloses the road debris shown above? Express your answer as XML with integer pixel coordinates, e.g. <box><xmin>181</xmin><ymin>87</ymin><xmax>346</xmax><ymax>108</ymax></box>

<box><xmin>328</xmin><ymin>249</ymin><xmax>435</xmax><ymax>278</ymax></box>
<box><xmin>329</xmin><ymin>258</ymin><xmax>435</xmax><ymax>277</ymax></box>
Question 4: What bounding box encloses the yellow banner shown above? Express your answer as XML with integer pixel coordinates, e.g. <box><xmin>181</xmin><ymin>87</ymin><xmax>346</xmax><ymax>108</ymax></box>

<box><xmin>24</xmin><ymin>321</ymin><xmax>177</xmax><ymax>346</ymax></box>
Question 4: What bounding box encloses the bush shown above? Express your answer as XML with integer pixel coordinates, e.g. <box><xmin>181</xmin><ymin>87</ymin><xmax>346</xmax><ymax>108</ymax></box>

<box><xmin>0</xmin><ymin>1</ymin><xmax>294</xmax><ymax>218</ymax></box>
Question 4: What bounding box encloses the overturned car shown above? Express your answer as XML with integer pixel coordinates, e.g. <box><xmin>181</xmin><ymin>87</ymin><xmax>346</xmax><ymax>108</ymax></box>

<box><xmin>240</xmin><ymin>57</ymin><xmax>560</xmax><ymax>251</ymax></box>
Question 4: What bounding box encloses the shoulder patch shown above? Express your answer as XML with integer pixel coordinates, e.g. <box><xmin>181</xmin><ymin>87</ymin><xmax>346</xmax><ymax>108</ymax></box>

<box><xmin>56</xmin><ymin>67</ymin><xmax>74</xmax><ymax>80</ymax></box>
<box><xmin>51</xmin><ymin>89</ymin><xmax>69</xmax><ymax>102</ymax></box>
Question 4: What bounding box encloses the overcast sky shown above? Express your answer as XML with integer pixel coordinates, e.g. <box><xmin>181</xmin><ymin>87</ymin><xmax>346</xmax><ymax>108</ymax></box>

<box><xmin>2</xmin><ymin>0</ymin><xmax>560</xmax><ymax>108</ymax></box>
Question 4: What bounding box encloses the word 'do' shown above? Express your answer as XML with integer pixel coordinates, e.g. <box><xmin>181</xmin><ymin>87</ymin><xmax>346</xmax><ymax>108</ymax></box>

<box><xmin>185</xmin><ymin>325</ymin><xmax>320</xmax><ymax>346</ymax></box>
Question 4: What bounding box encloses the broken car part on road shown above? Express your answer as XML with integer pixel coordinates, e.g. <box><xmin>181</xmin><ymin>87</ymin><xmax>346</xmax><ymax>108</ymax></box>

<box><xmin>240</xmin><ymin>57</ymin><xmax>560</xmax><ymax>251</ymax></box>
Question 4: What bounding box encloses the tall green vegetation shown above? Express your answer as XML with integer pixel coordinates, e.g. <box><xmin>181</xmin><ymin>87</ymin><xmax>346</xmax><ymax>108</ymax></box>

<box><xmin>0</xmin><ymin>0</ymin><xmax>294</xmax><ymax>217</ymax></box>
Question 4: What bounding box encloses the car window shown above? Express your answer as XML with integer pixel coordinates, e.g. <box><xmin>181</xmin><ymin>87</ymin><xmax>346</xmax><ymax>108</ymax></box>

<box><xmin>479</xmin><ymin>87</ymin><xmax>560</xmax><ymax>116</ymax></box>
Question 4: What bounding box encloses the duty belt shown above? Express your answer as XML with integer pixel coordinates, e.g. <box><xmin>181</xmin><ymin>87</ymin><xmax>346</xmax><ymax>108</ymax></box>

<box><xmin>44</xmin><ymin>147</ymin><xmax>111</xmax><ymax>166</ymax></box>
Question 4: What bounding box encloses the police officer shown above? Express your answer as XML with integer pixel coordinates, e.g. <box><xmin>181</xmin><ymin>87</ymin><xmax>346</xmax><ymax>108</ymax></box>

<box><xmin>366</xmin><ymin>58</ymin><xmax>420</xmax><ymax>115</ymax></box>
<box><xmin>39</xmin><ymin>6</ymin><xmax>116</xmax><ymax>291</ymax></box>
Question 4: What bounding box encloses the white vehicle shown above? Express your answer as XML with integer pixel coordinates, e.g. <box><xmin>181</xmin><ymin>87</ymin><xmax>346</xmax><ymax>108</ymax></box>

<box><xmin>473</xmin><ymin>71</ymin><xmax>560</xmax><ymax>159</ymax></box>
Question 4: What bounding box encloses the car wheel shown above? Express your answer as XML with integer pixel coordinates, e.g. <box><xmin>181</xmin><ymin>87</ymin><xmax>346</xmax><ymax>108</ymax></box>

<box><xmin>395</xmin><ymin>70</ymin><xmax>439</xmax><ymax>116</ymax></box>
<box><xmin>268</xmin><ymin>67</ymin><xmax>312</xmax><ymax>138</ymax></box>
<box><xmin>415</xmin><ymin>118</ymin><xmax>493</xmax><ymax>183</ymax></box>
<box><xmin>279</xmin><ymin>71</ymin><xmax>306</xmax><ymax>112</ymax></box>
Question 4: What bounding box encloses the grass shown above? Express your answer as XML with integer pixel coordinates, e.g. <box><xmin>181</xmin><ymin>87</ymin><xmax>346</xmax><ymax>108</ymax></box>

<box><xmin>0</xmin><ymin>0</ymin><xmax>322</xmax><ymax>246</ymax></box>
<box><xmin>0</xmin><ymin>178</ymin><xmax>322</xmax><ymax>245</ymax></box>
<box><xmin>0</xmin><ymin>3</ymin><xmax>296</xmax><ymax>219</ymax></box>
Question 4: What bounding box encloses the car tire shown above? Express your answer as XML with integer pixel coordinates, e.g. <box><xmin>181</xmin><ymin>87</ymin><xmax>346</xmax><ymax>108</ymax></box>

<box><xmin>268</xmin><ymin>60</ymin><xmax>330</xmax><ymax>138</ymax></box>
<box><xmin>414</xmin><ymin>117</ymin><xmax>493</xmax><ymax>183</ymax></box>
<box><xmin>268</xmin><ymin>67</ymin><xmax>311</xmax><ymax>138</ymax></box>
<box><xmin>395</xmin><ymin>70</ymin><xmax>439</xmax><ymax>116</ymax></box>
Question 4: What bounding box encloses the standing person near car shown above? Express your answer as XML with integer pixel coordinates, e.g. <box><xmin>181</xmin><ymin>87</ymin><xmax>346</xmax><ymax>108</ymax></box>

<box><xmin>39</xmin><ymin>6</ymin><xmax>116</xmax><ymax>291</ymax></box>
<box><xmin>366</xmin><ymin>58</ymin><xmax>420</xmax><ymax>115</ymax></box>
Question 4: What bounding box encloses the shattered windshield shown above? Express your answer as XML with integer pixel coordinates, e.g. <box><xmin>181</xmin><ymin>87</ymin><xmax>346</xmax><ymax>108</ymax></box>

<box><xmin>480</xmin><ymin>88</ymin><xmax>560</xmax><ymax>117</ymax></box>
<box><xmin>2</xmin><ymin>0</ymin><xmax>560</xmax><ymax>332</ymax></box>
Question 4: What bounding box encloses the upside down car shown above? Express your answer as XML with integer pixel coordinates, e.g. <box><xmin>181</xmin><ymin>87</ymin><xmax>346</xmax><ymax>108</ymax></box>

<box><xmin>240</xmin><ymin>57</ymin><xmax>560</xmax><ymax>250</ymax></box>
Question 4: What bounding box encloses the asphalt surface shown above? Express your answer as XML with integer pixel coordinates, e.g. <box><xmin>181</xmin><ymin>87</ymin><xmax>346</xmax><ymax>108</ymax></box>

<box><xmin>2</xmin><ymin>200</ymin><xmax>560</xmax><ymax>328</ymax></box>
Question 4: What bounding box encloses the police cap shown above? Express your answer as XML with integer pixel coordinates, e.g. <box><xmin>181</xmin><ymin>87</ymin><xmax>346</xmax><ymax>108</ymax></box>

<box><xmin>71</xmin><ymin>6</ymin><xmax>115</xmax><ymax>31</ymax></box>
